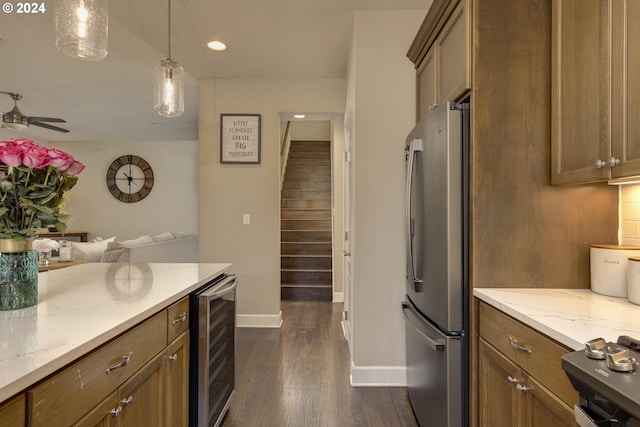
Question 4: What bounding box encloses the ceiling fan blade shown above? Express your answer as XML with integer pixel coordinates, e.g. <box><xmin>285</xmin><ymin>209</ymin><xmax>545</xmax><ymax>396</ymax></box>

<box><xmin>29</xmin><ymin>121</ymin><xmax>70</xmax><ymax>133</ymax></box>
<box><xmin>27</xmin><ymin>117</ymin><xmax>66</xmax><ymax>123</ymax></box>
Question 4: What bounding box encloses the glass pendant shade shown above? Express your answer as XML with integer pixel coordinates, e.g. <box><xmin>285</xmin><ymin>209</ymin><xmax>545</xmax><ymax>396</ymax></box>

<box><xmin>153</xmin><ymin>59</ymin><xmax>185</xmax><ymax>118</ymax></box>
<box><xmin>54</xmin><ymin>0</ymin><xmax>108</xmax><ymax>61</ymax></box>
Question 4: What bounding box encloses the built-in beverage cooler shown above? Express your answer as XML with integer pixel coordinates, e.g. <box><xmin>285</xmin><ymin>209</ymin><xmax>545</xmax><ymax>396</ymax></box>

<box><xmin>189</xmin><ymin>273</ymin><xmax>237</xmax><ymax>427</ymax></box>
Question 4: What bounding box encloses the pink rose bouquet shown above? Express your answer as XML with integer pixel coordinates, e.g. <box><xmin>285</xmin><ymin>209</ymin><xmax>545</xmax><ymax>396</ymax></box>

<box><xmin>0</xmin><ymin>138</ymin><xmax>85</xmax><ymax>241</ymax></box>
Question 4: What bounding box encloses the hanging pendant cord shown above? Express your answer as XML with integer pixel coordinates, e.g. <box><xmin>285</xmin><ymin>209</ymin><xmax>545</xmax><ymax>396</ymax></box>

<box><xmin>167</xmin><ymin>0</ymin><xmax>172</xmax><ymax>60</ymax></box>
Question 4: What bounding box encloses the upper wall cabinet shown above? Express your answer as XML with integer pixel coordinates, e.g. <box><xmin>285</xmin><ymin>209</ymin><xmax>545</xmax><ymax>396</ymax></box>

<box><xmin>408</xmin><ymin>0</ymin><xmax>471</xmax><ymax>122</ymax></box>
<box><xmin>552</xmin><ymin>0</ymin><xmax>640</xmax><ymax>184</ymax></box>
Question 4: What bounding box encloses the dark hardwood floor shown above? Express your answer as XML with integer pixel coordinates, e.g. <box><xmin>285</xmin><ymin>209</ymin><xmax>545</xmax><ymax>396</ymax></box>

<box><xmin>221</xmin><ymin>300</ymin><xmax>419</xmax><ymax>427</ymax></box>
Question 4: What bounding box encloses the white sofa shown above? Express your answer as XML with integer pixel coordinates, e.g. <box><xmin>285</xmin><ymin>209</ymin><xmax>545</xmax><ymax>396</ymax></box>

<box><xmin>72</xmin><ymin>231</ymin><xmax>198</xmax><ymax>263</ymax></box>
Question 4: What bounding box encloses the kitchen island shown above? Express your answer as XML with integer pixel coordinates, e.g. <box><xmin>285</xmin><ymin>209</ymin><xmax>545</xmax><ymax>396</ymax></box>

<box><xmin>0</xmin><ymin>262</ymin><xmax>231</xmax><ymax>425</ymax></box>
<box><xmin>474</xmin><ymin>288</ymin><xmax>640</xmax><ymax>350</ymax></box>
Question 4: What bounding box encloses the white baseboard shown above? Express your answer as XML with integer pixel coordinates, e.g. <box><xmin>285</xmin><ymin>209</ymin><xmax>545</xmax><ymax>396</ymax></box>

<box><xmin>350</xmin><ymin>362</ymin><xmax>407</xmax><ymax>387</ymax></box>
<box><xmin>237</xmin><ymin>311</ymin><xmax>283</xmax><ymax>328</ymax></box>
<box><xmin>333</xmin><ymin>291</ymin><xmax>344</xmax><ymax>302</ymax></box>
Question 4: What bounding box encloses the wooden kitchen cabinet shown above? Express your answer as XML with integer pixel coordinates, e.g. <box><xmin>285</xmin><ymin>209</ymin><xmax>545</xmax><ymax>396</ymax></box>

<box><xmin>27</xmin><ymin>297</ymin><xmax>191</xmax><ymax>427</ymax></box>
<box><xmin>165</xmin><ymin>331</ymin><xmax>190</xmax><ymax>427</ymax></box>
<box><xmin>478</xmin><ymin>302</ymin><xmax>577</xmax><ymax>427</ymax></box>
<box><xmin>479</xmin><ymin>340</ymin><xmax>576</xmax><ymax>427</ymax></box>
<box><xmin>552</xmin><ymin>0</ymin><xmax>640</xmax><ymax>184</ymax></box>
<box><xmin>411</xmin><ymin>0</ymin><xmax>470</xmax><ymax>121</ymax></box>
<box><xmin>0</xmin><ymin>393</ymin><xmax>25</xmax><ymax>427</ymax></box>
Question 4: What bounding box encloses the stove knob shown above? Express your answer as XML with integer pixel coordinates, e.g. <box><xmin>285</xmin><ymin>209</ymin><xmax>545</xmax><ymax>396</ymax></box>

<box><xmin>585</xmin><ymin>337</ymin><xmax>607</xmax><ymax>360</ymax></box>
<box><xmin>606</xmin><ymin>349</ymin><xmax>637</xmax><ymax>372</ymax></box>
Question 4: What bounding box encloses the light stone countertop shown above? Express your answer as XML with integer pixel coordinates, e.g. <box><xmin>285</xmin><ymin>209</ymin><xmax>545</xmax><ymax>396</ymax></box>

<box><xmin>473</xmin><ymin>288</ymin><xmax>640</xmax><ymax>351</ymax></box>
<box><xmin>0</xmin><ymin>262</ymin><xmax>232</xmax><ymax>403</ymax></box>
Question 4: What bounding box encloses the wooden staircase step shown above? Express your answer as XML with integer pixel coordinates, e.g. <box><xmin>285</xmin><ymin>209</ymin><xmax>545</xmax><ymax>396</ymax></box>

<box><xmin>281</xmin><ymin>199</ymin><xmax>331</xmax><ymax>209</ymax></box>
<box><xmin>287</xmin><ymin>165</ymin><xmax>331</xmax><ymax>175</ymax></box>
<box><xmin>281</xmin><ymin>219</ymin><xmax>331</xmax><ymax>231</ymax></box>
<box><xmin>281</xmin><ymin>230</ymin><xmax>331</xmax><ymax>242</ymax></box>
<box><xmin>281</xmin><ymin>242</ymin><xmax>332</xmax><ymax>255</ymax></box>
<box><xmin>284</xmin><ymin>173</ymin><xmax>331</xmax><ymax>182</ymax></box>
<box><xmin>290</xmin><ymin>140</ymin><xmax>330</xmax><ymax>148</ymax></box>
<box><xmin>288</xmin><ymin>152</ymin><xmax>330</xmax><ymax>159</ymax></box>
<box><xmin>281</xmin><ymin>256</ymin><xmax>332</xmax><ymax>269</ymax></box>
<box><xmin>281</xmin><ymin>190</ymin><xmax>331</xmax><ymax>200</ymax></box>
<box><xmin>282</xmin><ymin>181</ymin><xmax>331</xmax><ymax>191</ymax></box>
<box><xmin>281</xmin><ymin>286</ymin><xmax>332</xmax><ymax>301</ymax></box>
<box><xmin>281</xmin><ymin>269</ymin><xmax>332</xmax><ymax>284</ymax></box>
<box><xmin>281</xmin><ymin>209</ymin><xmax>331</xmax><ymax>220</ymax></box>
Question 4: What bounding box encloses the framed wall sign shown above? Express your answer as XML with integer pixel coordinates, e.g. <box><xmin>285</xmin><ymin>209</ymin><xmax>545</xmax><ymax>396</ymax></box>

<box><xmin>220</xmin><ymin>114</ymin><xmax>261</xmax><ymax>164</ymax></box>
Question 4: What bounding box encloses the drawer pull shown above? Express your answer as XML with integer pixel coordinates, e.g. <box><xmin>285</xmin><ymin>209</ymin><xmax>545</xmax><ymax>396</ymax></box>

<box><xmin>507</xmin><ymin>375</ymin><xmax>519</xmax><ymax>385</ymax></box>
<box><xmin>509</xmin><ymin>337</ymin><xmax>532</xmax><ymax>354</ymax></box>
<box><xmin>106</xmin><ymin>351</ymin><xmax>133</xmax><ymax>374</ymax></box>
<box><xmin>109</xmin><ymin>407</ymin><xmax>122</xmax><ymax>418</ymax></box>
<box><xmin>172</xmin><ymin>312</ymin><xmax>187</xmax><ymax>325</ymax></box>
<box><xmin>169</xmin><ymin>353</ymin><xmax>178</xmax><ymax>362</ymax></box>
<box><xmin>516</xmin><ymin>384</ymin><xmax>531</xmax><ymax>394</ymax></box>
<box><xmin>121</xmin><ymin>396</ymin><xmax>133</xmax><ymax>407</ymax></box>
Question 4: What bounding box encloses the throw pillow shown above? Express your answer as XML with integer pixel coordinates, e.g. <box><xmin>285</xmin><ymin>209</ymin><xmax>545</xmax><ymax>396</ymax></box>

<box><xmin>72</xmin><ymin>236</ymin><xmax>116</xmax><ymax>262</ymax></box>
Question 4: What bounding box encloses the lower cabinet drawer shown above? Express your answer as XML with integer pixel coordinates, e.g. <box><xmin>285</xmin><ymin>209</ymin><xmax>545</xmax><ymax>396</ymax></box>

<box><xmin>479</xmin><ymin>302</ymin><xmax>578</xmax><ymax>407</ymax></box>
<box><xmin>28</xmin><ymin>312</ymin><xmax>167</xmax><ymax>427</ymax></box>
<box><xmin>0</xmin><ymin>393</ymin><xmax>25</xmax><ymax>427</ymax></box>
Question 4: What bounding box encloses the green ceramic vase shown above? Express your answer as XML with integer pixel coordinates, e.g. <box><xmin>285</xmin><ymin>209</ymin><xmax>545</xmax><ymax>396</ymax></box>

<box><xmin>0</xmin><ymin>239</ymin><xmax>38</xmax><ymax>311</ymax></box>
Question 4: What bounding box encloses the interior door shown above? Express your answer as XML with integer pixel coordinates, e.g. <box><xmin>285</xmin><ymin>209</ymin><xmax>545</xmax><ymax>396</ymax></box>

<box><xmin>342</xmin><ymin>110</ymin><xmax>354</xmax><ymax>350</ymax></box>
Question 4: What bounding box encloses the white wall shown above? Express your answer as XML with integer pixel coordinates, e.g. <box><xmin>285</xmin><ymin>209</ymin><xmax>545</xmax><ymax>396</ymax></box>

<box><xmin>289</xmin><ymin>121</ymin><xmax>331</xmax><ymax>140</ymax></box>
<box><xmin>52</xmin><ymin>140</ymin><xmax>198</xmax><ymax>240</ymax></box>
<box><xmin>347</xmin><ymin>10</ymin><xmax>426</xmax><ymax>385</ymax></box>
<box><xmin>197</xmin><ymin>79</ymin><xmax>345</xmax><ymax>325</ymax></box>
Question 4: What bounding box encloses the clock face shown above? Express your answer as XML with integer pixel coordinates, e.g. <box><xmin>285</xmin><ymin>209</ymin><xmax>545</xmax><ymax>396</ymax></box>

<box><xmin>106</xmin><ymin>155</ymin><xmax>154</xmax><ymax>203</ymax></box>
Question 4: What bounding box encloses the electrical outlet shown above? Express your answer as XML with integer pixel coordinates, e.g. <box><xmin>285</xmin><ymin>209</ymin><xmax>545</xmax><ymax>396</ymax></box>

<box><xmin>243</xmin><ymin>214</ymin><xmax>250</xmax><ymax>225</ymax></box>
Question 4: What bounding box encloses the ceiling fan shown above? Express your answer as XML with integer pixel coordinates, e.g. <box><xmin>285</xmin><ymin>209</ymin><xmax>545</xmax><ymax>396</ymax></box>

<box><xmin>1</xmin><ymin>91</ymin><xmax>70</xmax><ymax>133</ymax></box>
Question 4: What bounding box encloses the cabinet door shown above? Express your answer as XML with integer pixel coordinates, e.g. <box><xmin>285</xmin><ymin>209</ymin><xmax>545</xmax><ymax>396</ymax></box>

<box><xmin>551</xmin><ymin>0</ymin><xmax>612</xmax><ymax>184</ymax></box>
<box><xmin>417</xmin><ymin>47</ymin><xmax>437</xmax><ymax>121</ymax></box>
<box><xmin>73</xmin><ymin>393</ymin><xmax>120</xmax><ymax>427</ymax></box>
<box><xmin>0</xmin><ymin>394</ymin><xmax>25</xmax><ymax>427</ymax></box>
<box><xmin>478</xmin><ymin>339</ymin><xmax>521</xmax><ymax>427</ymax></box>
<box><xmin>165</xmin><ymin>331</ymin><xmax>189</xmax><ymax>427</ymax></box>
<box><xmin>438</xmin><ymin>0</ymin><xmax>470</xmax><ymax>103</ymax></box>
<box><xmin>611</xmin><ymin>1</ymin><xmax>640</xmax><ymax>178</ymax></box>
<box><xmin>524</xmin><ymin>376</ymin><xmax>577</xmax><ymax>427</ymax></box>
<box><xmin>119</xmin><ymin>352</ymin><xmax>164</xmax><ymax>427</ymax></box>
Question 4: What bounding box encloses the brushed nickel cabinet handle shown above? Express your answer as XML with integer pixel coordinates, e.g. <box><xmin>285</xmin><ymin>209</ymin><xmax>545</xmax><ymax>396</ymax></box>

<box><xmin>109</xmin><ymin>407</ymin><xmax>122</xmax><ymax>418</ymax></box>
<box><xmin>508</xmin><ymin>337</ymin><xmax>532</xmax><ymax>354</ymax></box>
<box><xmin>121</xmin><ymin>396</ymin><xmax>133</xmax><ymax>407</ymax></box>
<box><xmin>172</xmin><ymin>312</ymin><xmax>187</xmax><ymax>325</ymax></box>
<box><xmin>507</xmin><ymin>375</ymin><xmax>519</xmax><ymax>384</ymax></box>
<box><xmin>516</xmin><ymin>384</ymin><xmax>531</xmax><ymax>394</ymax></box>
<box><xmin>106</xmin><ymin>351</ymin><xmax>133</xmax><ymax>374</ymax></box>
<box><xmin>169</xmin><ymin>353</ymin><xmax>178</xmax><ymax>362</ymax></box>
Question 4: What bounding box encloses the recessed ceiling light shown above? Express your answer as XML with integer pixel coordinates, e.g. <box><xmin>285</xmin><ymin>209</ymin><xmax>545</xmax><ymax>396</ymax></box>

<box><xmin>207</xmin><ymin>41</ymin><xmax>227</xmax><ymax>51</ymax></box>
<box><xmin>294</xmin><ymin>114</ymin><xmax>306</xmax><ymax>119</ymax></box>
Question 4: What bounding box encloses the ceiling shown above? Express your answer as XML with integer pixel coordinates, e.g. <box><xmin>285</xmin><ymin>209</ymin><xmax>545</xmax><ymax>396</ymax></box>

<box><xmin>0</xmin><ymin>0</ymin><xmax>428</xmax><ymax>142</ymax></box>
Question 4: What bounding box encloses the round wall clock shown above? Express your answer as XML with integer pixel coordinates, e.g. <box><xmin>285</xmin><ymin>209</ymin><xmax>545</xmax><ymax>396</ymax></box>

<box><xmin>106</xmin><ymin>155</ymin><xmax>154</xmax><ymax>203</ymax></box>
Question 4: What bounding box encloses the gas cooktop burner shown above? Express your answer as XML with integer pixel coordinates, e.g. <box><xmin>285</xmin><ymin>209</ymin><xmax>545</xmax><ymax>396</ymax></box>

<box><xmin>583</xmin><ymin>337</ymin><xmax>638</xmax><ymax>373</ymax></box>
<box><xmin>563</xmin><ymin>335</ymin><xmax>640</xmax><ymax>426</ymax></box>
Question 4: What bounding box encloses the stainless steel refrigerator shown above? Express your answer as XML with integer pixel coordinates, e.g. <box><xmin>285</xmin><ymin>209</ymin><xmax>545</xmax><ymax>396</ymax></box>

<box><xmin>403</xmin><ymin>101</ymin><xmax>469</xmax><ymax>427</ymax></box>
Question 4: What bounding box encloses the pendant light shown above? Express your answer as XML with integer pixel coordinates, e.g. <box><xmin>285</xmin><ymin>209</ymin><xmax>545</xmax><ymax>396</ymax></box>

<box><xmin>153</xmin><ymin>0</ymin><xmax>185</xmax><ymax>118</ymax></box>
<box><xmin>54</xmin><ymin>0</ymin><xmax>108</xmax><ymax>61</ymax></box>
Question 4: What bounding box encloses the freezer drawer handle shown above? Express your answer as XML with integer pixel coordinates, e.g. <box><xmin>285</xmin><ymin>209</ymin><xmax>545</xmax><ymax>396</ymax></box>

<box><xmin>402</xmin><ymin>304</ymin><xmax>445</xmax><ymax>352</ymax></box>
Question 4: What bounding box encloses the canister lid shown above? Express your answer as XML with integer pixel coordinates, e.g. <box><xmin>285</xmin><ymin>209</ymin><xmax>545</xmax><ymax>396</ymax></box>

<box><xmin>591</xmin><ymin>244</ymin><xmax>640</xmax><ymax>250</ymax></box>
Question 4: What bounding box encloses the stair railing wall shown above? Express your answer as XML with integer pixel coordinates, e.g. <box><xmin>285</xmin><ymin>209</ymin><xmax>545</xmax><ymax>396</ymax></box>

<box><xmin>280</xmin><ymin>120</ymin><xmax>292</xmax><ymax>189</ymax></box>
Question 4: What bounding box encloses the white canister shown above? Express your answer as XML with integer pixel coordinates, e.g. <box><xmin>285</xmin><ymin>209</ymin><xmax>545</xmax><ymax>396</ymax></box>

<box><xmin>590</xmin><ymin>244</ymin><xmax>640</xmax><ymax>298</ymax></box>
<box><xmin>628</xmin><ymin>257</ymin><xmax>640</xmax><ymax>305</ymax></box>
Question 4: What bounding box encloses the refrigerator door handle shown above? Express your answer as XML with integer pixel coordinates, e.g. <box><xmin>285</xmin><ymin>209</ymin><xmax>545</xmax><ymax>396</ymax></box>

<box><xmin>402</xmin><ymin>303</ymin><xmax>445</xmax><ymax>352</ymax></box>
<box><xmin>405</xmin><ymin>138</ymin><xmax>423</xmax><ymax>292</ymax></box>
